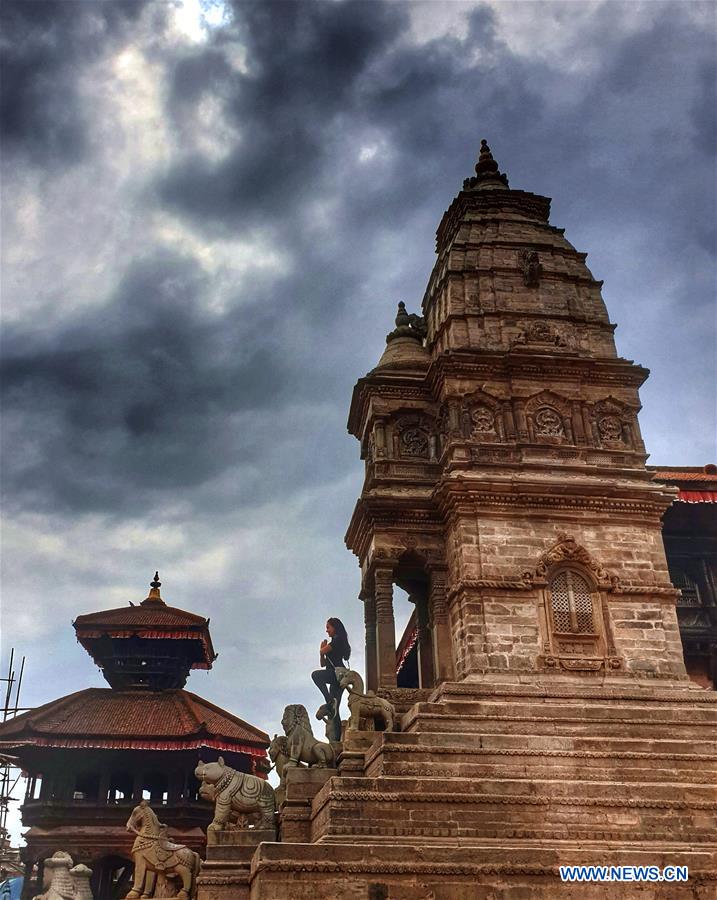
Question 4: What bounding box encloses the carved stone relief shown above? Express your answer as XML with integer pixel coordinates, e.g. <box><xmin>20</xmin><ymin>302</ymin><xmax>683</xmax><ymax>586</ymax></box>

<box><xmin>590</xmin><ymin>398</ymin><xmax>637</xmax><ymax>450</ymax></box>
<box><xmin>525</xmin><ymin>391</ymin><xmax>574</xmax><ymax>444</ymax></box>
<box><xmin>392</xmin><ymin>413</ymin><xmax>437</xmax><ymax>461</ymax></box>
<box><xmin>534</xmin><ymin>406</ymin><xmax>564</xmax><ymax>437</ymax></box>
<box><xmin>512</xmin><ymin>319</ymin><xmax>568</xmax><ymax>349</ymax></box>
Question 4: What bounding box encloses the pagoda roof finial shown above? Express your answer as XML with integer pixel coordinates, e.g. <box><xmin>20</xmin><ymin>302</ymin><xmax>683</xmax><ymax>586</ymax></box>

<box><xmin>463</xmin><ymin>138</ymin><xmax>509</xmax><ymax>190</ymax></box>
<box><xmin>143</xmin><ymin>571</ymin><xmax>165</xmax><ymax>605</ymax></box>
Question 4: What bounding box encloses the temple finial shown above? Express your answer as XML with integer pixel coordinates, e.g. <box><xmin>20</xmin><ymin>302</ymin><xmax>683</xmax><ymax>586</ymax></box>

<box><xmin>475</xmin><ymin>139</ymin><xmax>499</xmax><ymax>177</ymax></box>
<box><xmin>386</xmin><ymin>301</ymin><xmax>426</xmax><ymax>344</ymax></box>
<box><xmin>463</xmin><ymin>138</ymin><xmax>509</xmax><ymax>190</ymax></box>
<box><xmin>143</xmin><ymin>571</ymin><xmax>164</xmax><ymax>605</ymax></box>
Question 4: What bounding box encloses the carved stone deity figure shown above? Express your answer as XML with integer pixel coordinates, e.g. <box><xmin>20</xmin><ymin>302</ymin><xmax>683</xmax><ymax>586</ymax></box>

<box><xmin>194</xmin><ymin>757</ymin><xmax>276</xmax><ymax>835</ymax></box>
<box><xmin>338</xmin><ymin>670</ymin><xmax>396</xmax><ymax>732</ymax></box>
<box><xmin>124</xmin><ymin>800</ymin><xmax>200</xmax><ymax>900</ymax></box>
<box><xmin>33</xmin><ymin>853</ymin><xmax>94</xmax><ymax>900</ymax></box>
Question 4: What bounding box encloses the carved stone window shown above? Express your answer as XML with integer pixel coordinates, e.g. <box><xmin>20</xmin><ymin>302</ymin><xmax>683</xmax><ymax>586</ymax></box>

<box><xmin>549</xmin><ymin>570</ymin><xmax>595</xmax><ymax>634</ymax></box>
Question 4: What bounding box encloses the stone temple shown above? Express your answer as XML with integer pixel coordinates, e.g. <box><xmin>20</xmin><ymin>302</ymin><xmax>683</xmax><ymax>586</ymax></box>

<box><xmin>236</xmin><ymin>142</ymin><xmax>716</xmax><ymax>899</ymax></box>
<box><xmin>4</xmin><ymin>143</ymin><xmax>717</xmax><ymax>899</ymax></box>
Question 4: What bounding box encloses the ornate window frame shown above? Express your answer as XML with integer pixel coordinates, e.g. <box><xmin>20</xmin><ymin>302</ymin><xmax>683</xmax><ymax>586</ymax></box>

<box><xmin>527</xmin><ymin>534</ymin><xmax>621</xmax><ymax>673</ymax></box>
<box><xmin>542</xmin><ymin>562</ymin><xmax>606</xmax><ymax>663</ymax></box>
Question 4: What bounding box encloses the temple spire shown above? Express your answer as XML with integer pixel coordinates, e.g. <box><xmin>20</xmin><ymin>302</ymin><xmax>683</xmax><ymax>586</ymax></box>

<box><xmin>463</xmin><ymin>138</ymin><xmax>509</xmax><ymax>190</ymax></box>
<box><xmin>143</xmin><ymin>571</ymin><xmax>165</xmax><ymax>605</ymax></box>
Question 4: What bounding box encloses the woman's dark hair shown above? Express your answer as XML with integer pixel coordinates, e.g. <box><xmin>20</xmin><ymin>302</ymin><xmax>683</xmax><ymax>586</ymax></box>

<box><xmin>328</xmin><ymin>617</ymin><xmax>351</xmax><ymax>660</ymax></box>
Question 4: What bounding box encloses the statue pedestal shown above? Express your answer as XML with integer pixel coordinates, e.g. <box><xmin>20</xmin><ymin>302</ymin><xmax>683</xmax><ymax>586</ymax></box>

<box><xmin>197</xmin><ymin>828</ymin><xmax>276</xmax><ymax>900</ymax></box>
<box><xmin>278</xmin><ymin>767</ymin><xmax>335</xmax><ymax>843</ymax></box>
<box><xmin>337</xmin><ymin>729</ymin><xmax>378</xmax><ymax>776</ymax></box>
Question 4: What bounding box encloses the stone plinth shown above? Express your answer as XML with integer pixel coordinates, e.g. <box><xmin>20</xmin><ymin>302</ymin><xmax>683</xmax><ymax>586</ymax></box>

<box><xmin>337</xmin><ymin>729</ymin><xmax>380</xmax><ymax>776</ymax></box>
<box><xmin>279</xmin><ymin>766</ymin><xmax>335</xmax><ymax>843</ymax></box>
<box><xmin>197</xmin><ymin>829</ymin><xmax>275</xmax><ymax>900</ymax></box>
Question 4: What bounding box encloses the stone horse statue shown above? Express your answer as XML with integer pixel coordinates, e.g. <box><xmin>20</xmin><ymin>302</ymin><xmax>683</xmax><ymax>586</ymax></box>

<box><xmin>338</xmin><ymin>670</ymin><xmax>396</xmax><ymax>732</ymax></box>
<box><xmin>33</xmin><ymin>852</ymin><xmax>93</xmax><ymax>900</ymax></box>
<box><xmin>124</xmin><ymin>800</ymin><xmax>200</xmax><ymax>900</ymax></box>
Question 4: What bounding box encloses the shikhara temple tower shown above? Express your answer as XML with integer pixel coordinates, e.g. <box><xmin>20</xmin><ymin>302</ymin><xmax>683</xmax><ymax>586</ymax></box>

<box><xmin>346</xmin><ymin>140</ymin><xmax>686</xmax><ymax>689</ymax></box>
<box><xmin>238</xmin><ymin>142</ymin><xmax>716</xmax><ymax>899</ymax></box>
<box><xmin>0</xmin><ymin>575</ymin><xmax>268</xmax><ymax>900</ymax></box>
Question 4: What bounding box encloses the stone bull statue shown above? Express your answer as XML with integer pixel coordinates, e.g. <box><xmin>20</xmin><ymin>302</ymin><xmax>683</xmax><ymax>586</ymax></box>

<box><xmin>194</xmin><ymin>757</ymin><xmax>276</xmax><ymax>835</ymax></box>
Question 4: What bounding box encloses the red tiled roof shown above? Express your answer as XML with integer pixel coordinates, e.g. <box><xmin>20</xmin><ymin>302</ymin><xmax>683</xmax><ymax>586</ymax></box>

<box><xmin>652</xmin><ymin>470</ymin><xmax>717</xmax><ymax>481</ymax></box>
<box><xmin>650</xmin><ymin>467</ymin><xmax>717</xmax><ymax>503</ymax></box>
<box><xmin>74</xmin><ymin>604</ymin><xmax>216</xmax><ymax>668</ymax></box>
<box><xmin>74</xmin><ymin>604</ymin><xmax>208</xmax><ymax>628</ymax></box>
<box><xmin>677</xmin><ymin>491</ymin><xmax>717</xmax><ymax>503</ymax></box>
<box><xmin>0</xmin><ymin>688</ymin><xmax>268</xmax><ymax>756</ymax></box>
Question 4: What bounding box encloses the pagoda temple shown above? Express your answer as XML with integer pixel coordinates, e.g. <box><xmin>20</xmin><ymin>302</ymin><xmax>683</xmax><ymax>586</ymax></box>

<box><xmin>0</xmin><ymin>574</ymin><xmax>269</xmax><ymax>900</ymax></box>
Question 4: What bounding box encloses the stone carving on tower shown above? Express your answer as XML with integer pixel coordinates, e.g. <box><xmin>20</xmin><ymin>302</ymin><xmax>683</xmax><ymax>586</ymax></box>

<box><xmin>346</xmin><ymin>139</ymin><xmax>685</xmax><ymax>692</ymax></box>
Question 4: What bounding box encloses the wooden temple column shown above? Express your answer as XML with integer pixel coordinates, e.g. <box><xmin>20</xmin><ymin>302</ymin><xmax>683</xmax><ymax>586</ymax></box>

<box><xmin>374</xmin><ymin>566</ymin><xmax>397</xmax><ymax>689</ymax></box>
<box><xmin>362</xmin><ymin>589</ymin><xmax>378</xmax><ymax>692</ymax></box>
<box><xmin>132</xmin><ymin>770</ymin><xmax>143</xmax><ymax>801</ymax></box>
<box><xmin>415</xmin><ymin>592</ymin><xmax>435</xmax><ymax>688</ymax></box>
<box><xmin>429</xmin><ymin>568</ymin><xmax>453</xmax><ymax>683</ymax></box>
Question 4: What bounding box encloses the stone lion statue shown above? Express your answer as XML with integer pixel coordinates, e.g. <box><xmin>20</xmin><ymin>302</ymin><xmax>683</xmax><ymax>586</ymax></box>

<box><xmin>281</xmin><ymin>703</ymin><xmax>335</xmax><ymax>768</ymax></box>
<box><xmin>195</xmin><ymin>757</ymin><xmax>276</xmax><ymax>834</ymax></box>
<box><xmin>338</xmin><ymin>670</ymin><xmax>396</xmax><ymax>732</ymax></box>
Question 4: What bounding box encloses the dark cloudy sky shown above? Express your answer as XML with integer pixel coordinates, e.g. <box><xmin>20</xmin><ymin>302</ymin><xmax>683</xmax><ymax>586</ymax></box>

<box><xmin>1</xmin><ymin>0</ymin><xmax>715</xmax><ymax>840</ymax></box>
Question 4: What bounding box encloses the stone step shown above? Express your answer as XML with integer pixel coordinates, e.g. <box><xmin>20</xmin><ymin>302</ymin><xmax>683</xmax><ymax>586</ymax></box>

<box><xmin>321</xmin><ymin>774</ymin><xmax>717</xmax><ymax>805</ymax></box>
<box><xmin>366</xmin><ymin>754</ymin><xmax>717</xmax><ymax>784</ymax></box>
<box><xmin>363</xmin><ymin>731</ymin><xmax>717</xmax><ymax>781</ymax></box>
<box><xmin>250</xmin><ymin>840</ymin><xmax>717</xmax><ymax>900</ymax></box>
<box><xmin>402</xmin><ymin>703</ymin><xmax>717</xmax><ymax>738</ymax></box>
<box><xmin>308</xmin><ymin>775</ymin><xmax>717</xmax><ymax>845</ymax></box>
<box><xmin>431</xmin><ymin>681</ymin><xmax>717</xmax><ymax>706</ymax></box>
<box><xmin>404</xmin><ymin>697</ymin><xmax>717</xmax><ymax>726</ymax></box>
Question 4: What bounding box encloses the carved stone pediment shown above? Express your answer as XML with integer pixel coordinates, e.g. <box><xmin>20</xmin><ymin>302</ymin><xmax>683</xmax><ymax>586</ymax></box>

<box><xmin>523</xmin><ymin>534</ymin><xmax>613</xmax><ymax>587</ymax></box>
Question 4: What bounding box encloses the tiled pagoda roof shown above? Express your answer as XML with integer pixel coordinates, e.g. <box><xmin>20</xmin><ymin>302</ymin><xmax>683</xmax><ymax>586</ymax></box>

<box><xmin>73</xmin><ymin>575</ymin><xmax>216</xmax><ymax>670</ymax></box>
<box><xmin>0</xmin><ymin>688</ymin><xmax>268</xmax><ymax>757</ymax></box>
<box><xmin>650</xmin><ymin>465</ymin><xmax>717</xmax><ymax>504</ymax></box>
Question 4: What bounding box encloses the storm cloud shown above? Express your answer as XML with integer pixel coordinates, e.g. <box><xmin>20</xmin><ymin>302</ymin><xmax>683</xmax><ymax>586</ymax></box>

<box><xmin>0</xmin><ymin>0</ymin><xmax>715</xmax><ymax>841</ymax></box>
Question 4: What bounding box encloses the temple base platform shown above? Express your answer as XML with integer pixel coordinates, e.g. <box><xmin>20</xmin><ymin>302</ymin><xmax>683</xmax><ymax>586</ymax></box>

<box><xmin>199</xmin><ymin>680</ymin><xmax>717</xmax><ymax>899</ymax></box>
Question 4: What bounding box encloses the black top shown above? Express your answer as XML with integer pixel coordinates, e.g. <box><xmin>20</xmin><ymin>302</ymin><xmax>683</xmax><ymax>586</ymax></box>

<box><xmin>323</xmin><ymin>638</ymin><xmax>348</xmax><ymax>669</ymax></box>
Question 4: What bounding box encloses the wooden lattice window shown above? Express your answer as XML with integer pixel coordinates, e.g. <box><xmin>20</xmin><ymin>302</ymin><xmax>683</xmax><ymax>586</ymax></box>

<box><xmin>670</xmin><ymin>567</ymin><xmax>701</xmax><ymax>607</ymax></box>
<box><xmin>550</xmin><ymin>570</ymin><xmax>595</xmax><ymax>634</ymax></box>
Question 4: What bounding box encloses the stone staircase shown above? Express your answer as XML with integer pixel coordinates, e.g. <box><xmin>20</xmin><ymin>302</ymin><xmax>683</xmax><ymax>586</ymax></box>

<box><xmin>201</xmin><ymin>681</ymin><xmax>717</xmax><ymax>899</ymax></box>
